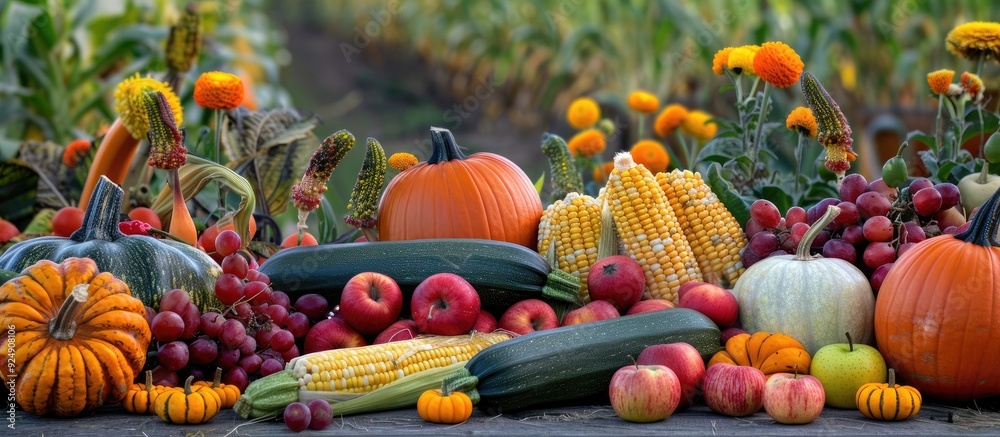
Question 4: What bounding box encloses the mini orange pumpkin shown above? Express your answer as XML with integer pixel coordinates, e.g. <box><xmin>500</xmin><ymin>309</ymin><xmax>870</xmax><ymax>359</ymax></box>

<box><xmin>0</xmin><ymin>257</ymin><xmax>151</xmax><ymax>417</ymax></box>
<box><xmin>124</xmin><ymin>370</ymin><xmax>170</xmax><ymax>414</ymax></box>
<box><xmin>856</xmin><ymin>369</ymin><xmax>922</xmax><ymax>421</ymax></box>
<box><xmin>154</xmin><ymin>376</ymin><xmax>222</xmax><ymax>424</ymax></box>
<box><xmin>417</xmin><ymin>388</ymin><xmax>473</xmax><ymax>424</ymax></box>
<box><xmin>193</xmin><ymin>367</ymin><xmax>241</xmax><ymax>408</ymax></box>
<box><xmin>708</xmin><ymin>331</ymin><xmax>812</xmax><ymax>376</ymax></box>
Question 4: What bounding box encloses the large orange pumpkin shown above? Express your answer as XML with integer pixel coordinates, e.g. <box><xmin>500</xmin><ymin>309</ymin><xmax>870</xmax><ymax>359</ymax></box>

<box><xmin>377</xmin><ymin>127</ymin><xmax>543</xmax><ymax>248</ymax></box>
<box><xmin>875</xmin><ymin>188</ymin><xmax>1000</xmax><ymax>401</ymax></box>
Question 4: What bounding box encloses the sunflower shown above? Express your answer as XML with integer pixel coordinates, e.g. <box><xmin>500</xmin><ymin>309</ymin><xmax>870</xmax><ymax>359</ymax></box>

<box><xmin>629</xmin><ymin>140</ymin><xmax>670</xmax><ymax>173</ymax></box>
<box><xmin>193</xmin><ymin>71</ymin><xmax>245</xmax><ymax>110</ymax></box>
<box><xmin>628</xmin><ymin>91</ymin><xmax>659</xmax><ymax>113</ymax></box>
<box><xmin>945</xmin><ymin>21</ymin><xmax>1000</xmax><ymax>61</ymax></box>
<box><xmin>753</xmin><ymin>42</ymin><xmax>804</xmax><ymax>88</ymax></box>
<box><xmin>654</xmin><ymin>104</ymin><xmax>689</xmax><ymax>138</ymax></box>
<box><xmin>785</xmin><ymin>107</ymin><xmax>817</xmax><ymax>139</ymax></box>
<box><xmin>926</xmin><ymin>69</ymin><xmax>955</xmax><ymax>95</ymax></box>
<box><xmin>727</xmin><ymin>45</ymin><xmax>760</xmax><ymax>75</ymax></box>
<box><xmin>712</xmin><ymin>47</ymin><xmax>735</xmax><ymax>75</ymax></box>
<box><xmin>680</xmin><ymin>110</ymin><xmax>718</xmax><ymax>141</ymax></box>
<box><xmin>567</xmin><ymin>129</ymin><xmax>606</xmax><ymax>157</ymax></box>
<box><xmin>389</xmin><ymin>152</ymin><xmax>419</xmax><ymax>171</ymax></box>
<box><xmin>113</xmin><ymin>74</ymin><xmax>183</xmax><ymax>139</ymax></box>
<box><xmin>567</xmin><ymin>97</ymin><xmax>601</xmax><ymax>129</ymax></box>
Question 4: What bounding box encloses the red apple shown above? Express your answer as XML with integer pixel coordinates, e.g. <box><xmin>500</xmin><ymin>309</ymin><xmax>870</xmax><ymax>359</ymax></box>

<box><xmin>702</xmin><ymin>363</ymin><xmax>766</xmax><ymax>417</ymax></box>
<box><xmin>373</xmin><ymin>319</ymin><xmax>419</xmax><ymax>344</ymax></box>
<box><xmin>498</xmin><ymin>299</ymin><xmax>558</xmax><ymax>335</ymax></box>
<box><xmin>609</xmin><ymin>363</ymin><xmax>681</xmax><ymax>422</ymax></box>
<box><xmin>678</xmin><ymin>283</ymin><xmax>739</xmax><ymax>328</ymax></box>
<box><xmin>561</xmin><ymin>300</ymin><xmax>619</xmax><ymax>326</ymax></box>
<box><xmin>637</xmin><ymin>343</ymin><xmax>706</xmax><ymax>409</ymax></box>
<box><xmin>625</xmin><ymin>299</ymin><xmax>675</xmax><ymax>315</ymax></box>
<box><xmin>473</xmin><ymin>311</ymin><xmax>498</xmax><ymax>333</ymax></box>
<box><xmin>720</xmin><ymin>327</ymin><xmax>748</xmax><ymax>345</ymax></box>
<box><xmin>339</xmin><ymin>272</ymin><xmax>404</xmax><ymax>335</ymax></box>
<box><xmin>587</xmin><ymin>255</ymin><xmax>645</xmax><ymax>312</ymax></box>
<box><xmin>677</xmin><ymin>281</ymin><xmax>707</xmax><ymax>301</ymax></box>
<box><xmin>303</xmin><ymin>318</ymin><xmax>367</xmax><ymax>354</ymax></box>
<box><xmin>410</xmin><ymin>273</ymin><xmax>481</xmax><ymax>336</ymax></box>
<box><xmin>763</xmin><ymin>372</ymin><xmax>826</xmax><ymax>424</ymax></box>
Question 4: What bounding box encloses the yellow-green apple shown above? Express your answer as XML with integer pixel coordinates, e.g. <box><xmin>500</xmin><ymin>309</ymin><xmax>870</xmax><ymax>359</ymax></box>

<box><xmin>763</xmin><ymin>371</ymin><xmax>826</xmax><ymax>424</ymax></box>
<box><xmin>303</xmin><ymin>317</ymin><xmax>367</xmax><ymax>353</ymax></box>
<box><xmin>373</xmin><ymin>319</ymin><xmax>419</xmax><ymax>344</ymax></box>
<box><xmin>809</xmin><ymin>333</ymin><xmax>886</xmax><ymax>408</ymax></box>
<box><xmin>498</xmin><ymin>299</ymin><xmax>558</xmax><ymax>335</ymax></box>
<box><xmin>561</xmin><ymin>300</ymin><xmax>620</xmax><ymax>326</ymax></box>
<box><xmin>473</xmin><ymin>311</ymin><xmax>498</xmax><ymax>333</ymax></box>
<box><xmin>637</xmin><ymin>343</ymin><xmax>706</xmax><ymax>409</ymax></box>
<box><xmin>609</xmin><ymin>363</ymin><xmax>681</xmax><ymax>422</ymax></box>
<box><xmin>626</xmin><ymin>299</ymin><xmax>675</xmax><ymax>315</ymax></box>
<box><xmin>702</xmin><ymin>363</ymin><xmax>766</xmax><ymax>416</ymax></box>
<box><xmin>588</xmin><ymin>255</ymin><xmax>645</xmax><ymax>312</ymax></box>
<box><xmin>677</xmin><ymin>280</ymin><xmax>707</xmax><ymax>301</ymax></box>
<box><xmin>410</xmin><ymin>273</ymin><xmax>481</xmax><ymax>335</ymax></box>
<box><xmin>721</xmin><ymin>327</ymin><xmax>748</xmax><ymax>345</ymax></box>
<box><xmin>958</xmin><ymin>171</ymin><xmax>1000</xmax><ymax>216</ymax></box>
<box><xmin>678</xmin><ymin>283</ymin><xmax>739</xmax><ymax>328</ymax></box>
<box><xmin>339</xmin><ymin>272</ymin><xmax>404</xmax><ymax>335</ymax></box>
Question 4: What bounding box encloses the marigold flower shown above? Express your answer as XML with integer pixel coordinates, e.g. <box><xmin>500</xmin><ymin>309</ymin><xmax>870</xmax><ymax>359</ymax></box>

<box><xmin>193</xmin><ymin>71</ymin><xmax>244</xmax><ymax>110</ymax></box>
<box><xmin>629</xmin><ymin>140</ymin><xmax>670</xmax><ymax>174</ymax></box>
<box><xmin>654</xmin><ymin>104</ymin><xmax>688</xmax><ymax>138</ymax></box>
<box><xmin>62</xmin><ymin>139</ymin><xmax>91</xmax><ymax>169</ymax></box>
<box><xmin>388</xmin><ymin>152</ymin><xmax>419</xmax><ymax>171</ymax></box>
<box><xmin>114</xmin><ymin>74</ymin><xmax>183</xmax><ymax>139</ymax></box>
<box><xmin>785</xmin><ymin>107</ymin><xmax>817</xmax><ymax>139</ymax></box>
<box><xmin>961</xmin><ymin>71</ymin><xmax>985</xmax><ymax>103</ymax></box>
<box><xmin>680</xmin><ymin>110</ymin><xmax>718</xmax><ymax>141</ymax></box>
<box><xmin>567</xmin><ymin>97</ymin><xmax>601</xmax><ymax>129</ymax></box>
<box><xmin>592</xmin><ymin>161</ymin><xmax>615</xmax><ymax>183</ymax></box>
<box><xmin>946</xmin><ymin>21</ymin><xmax>1000</xmax><ymax>61</ymax></box>
<box><xmin>712</xmin><ymin>47</ymin><xmax>735</xmax><ymax>75</ymax></box>
<box><xmin>628</xmin><ymin>91</ymin><xmax>659</xmax><ymax>113</ymax></box>
<box><xmin>753</xmin><ymin>42</ymin><xmax>804</xmax><ymax>88</ymax></box>
<box><xmin>926</xmin><ymin>69</ymin><xmax>956</xmax><ymax>95</ymax></box>
<box><xmin>567</xmin><ymin>129</ymin><xmax>607</xmax><ymax>157</ymax></box>
<box><xmin>727</xmin><ymin>45</ymin><xmax>760</xmax><ymax>75</ymax></box>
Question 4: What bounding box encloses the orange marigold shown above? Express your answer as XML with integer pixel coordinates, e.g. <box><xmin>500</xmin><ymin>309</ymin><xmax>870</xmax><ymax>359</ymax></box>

<box><xmin>592</xmin><ymin>161</ymin><xmax>615</xmax><ymax>183</ymax></box>
<box><xmin>785</xmin><ymin>107</ymin><xmax>817</xmax><ymax>139</ymax></box>
<box><xmin>629</xmin><ymin>140</ymin><xmax>670</xmax><ymax>174</ymax></box>
<box><xmin>926</xmin><ymin>69</ymin><xmax>955</xmax><ymax>95</ymax></box>
<box><xmin>680</xmin><ymin>110</ymin><xmax>717</xmax><ymax>141</ymax></box>
<box><xmin>567</xmin><ymin>129</ymin><xmax>606</xmax><ymax>157</ymax></box>
<box><xmin>727</xmin><ymin>45</ymin><xmax>760</xmax><ymax>75</ymax></box>
<box><xmin>567</xmin><ymin>97</ymin><xmax>601</xmax><ymax>129</ymax></box>
<box><xmin>946</xmin><ymin>21</ymin><xmax>1000</xmax><ymax>61</ymax></box>
<box><xmin>62</xmin><ymin>139</ymin><xmax>91</xmax><ymax>169</ymax></box>
<box><xmin>193</xmin><ymin>71</ymin><xmax>244</xmax><ymax>110</ymax></box>
<box><xmin>712</xmin><ymin>47</ymin><xmax>735</xmax><ymax>75</ymax></box>
<box><xmin>628</xmin><ymin>91</ymin><xmax>659</xmax><ymax>113</ymax></box>
<box><xmin>654</xmin><ymin>104</ymin><xmax>689</xmax><ymax>138</ymax></box>
<box><xmin>388</xmin><ymin>152</ymin><xmax>419</xmax><ymax>171</ymax></box>
<box><xmin>753</xmin><ymin>42</ymin><xmax>804</xmax><ymax>88</ymax></box>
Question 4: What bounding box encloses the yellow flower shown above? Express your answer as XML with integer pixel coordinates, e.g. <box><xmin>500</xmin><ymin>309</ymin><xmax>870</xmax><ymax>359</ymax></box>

<box><xmin>654</xmin><ymin>104</ymin><xmax>688</xmax><ymax>138</ymax></box>
<box><xmin>680</xmin><ymin>110</ymin><xmax>718</xmax><ymax>141</ymax></box>
<box><xmin>567</xmin><ymin>129</ymin><xmax>606</xmax><ymax>157</ymax></box>
<box><xmin>592</xmin><ymin>161</ymin><xmax>614</xmax><ymax>183</ymax></box>
<box><xmin>193</xmin><ymin>71</ymin><xmax>244</xmax><ymax>110</ymax></box>
<box><xmin>567</xmin><ymin>97</ymin><xmax>601</xmax><ymax>129</ymax></box>
<box><xmin>785</xmin><ymin>107</ymin><xmax>817</xmax><ymax>139</ymax></box>
<box><xmin>727</xmin><ymin>45</ymin><xmax>760</xmax><ymax>75</ymax></box>
<box><xmin>712</xmin><ymin>47</ymin><xmax>735</xmax><ymax>75</ymax></box>
<box><xmin>628</xmin><ymin>90</ymin><xmax>659</xmax><ymax>113</ymax></box>
<box><xmin>926</xmin><ymin>69</ymin><xmax>956</xmax><ymax>95</ymax></box>
<box><xmin>946</xmin><ymin>21</ymin><xmax>1000</xmax><ymax>61</ymax></box>
<box><xmin>961</xmin><ymin>71</ymin><xmax>985</xmax><ymax>102</ymax></box>
<box><xmin>753</xmin><ymin>41</ymin><xmax>804</xmax><ymax>88</ymax></box>
<box><xmin>389</xmin><ymin>152</ymin><xmax>419</xmax><ymax>171</ymax></box>
<box><xmin>629</xmin><ymin>140</ymin><xmax>670</xmax><ymax>174</ymax></box>
<box><xmin>113</xmin><ymin>74</ymin><xmax>183</xmax><ymax>139</ymax></box>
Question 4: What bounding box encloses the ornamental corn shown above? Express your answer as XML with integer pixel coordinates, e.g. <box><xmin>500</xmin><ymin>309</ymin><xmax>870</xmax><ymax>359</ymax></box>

<box><xmin>657</xmin><ymin>170</ymin><xmax>746</xmax><ymax>287</ymax></box>
<box><xmin>605</xmin><ymin>153</ymin><xmax>702</xmax><ymax>303</ymax></box>
<box><xmin>541</xmin><ymin>133</ymin><xmax>584</xmax><ymax>201</ymax></box>
<box><xmin>538</xmin><ymin>193</ymin><xmax>602</xmax><ymax>302</ymax></box>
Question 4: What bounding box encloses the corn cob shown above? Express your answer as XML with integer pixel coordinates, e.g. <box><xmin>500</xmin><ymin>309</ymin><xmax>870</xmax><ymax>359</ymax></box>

<box><xmin>657</xmin><ymin>169</ymin><xmax>747</xmax><ymax>287</ymax></box>
<box><xmin>605</xmin><ymin>152</ymin><xmax>702</xmax><ymax>303</ymax></box>
<box><xmin>538</xmin><ymin>192</ymin><xmax>602</xmax><ymax>302</ymax></box>
<box><xmin>541</xmin><ymin>133</ymin><xmax>584</xmax><ymax>201</ymax></box>
<box><xmin>165</xmin><ymin>3</ymin><xmax>201</xmax><ymax>74</ymax></box>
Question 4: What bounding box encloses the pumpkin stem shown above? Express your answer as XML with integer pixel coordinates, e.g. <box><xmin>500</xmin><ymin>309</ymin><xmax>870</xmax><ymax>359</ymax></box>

<box><xmin>955</xmin><ymin>182</ymin><xmax>1000</xmax><ymax>247</ymax></box>
<box><xmin>49</xmin><ymin>284</ymin><xmax>88</xmax><ymax>340</ymax></box>
<box><xmin>71</xmin><ymin>176</ymin><xmax>125</xmax><ymax>243</ymax></box>
<box><xmin>183</xmin><ymin>375</ymin><xmax>195</xmax><ymax>395</ymax></box>
<box><xmin>887</xmin><ymin>368</ymin><xmax>896</xmax><ymax>387</ymax></box>
<box><xmin>845</xmin><ymin>332</ymin><xmax>854</xmax><ymax>352</ymax></box>
<box><xmin>427</xmin><ymin>127</ymin><xmax>466</xmax><ymax>164</ymax></box>
<box><xmin>145</xmin><ymin>370</ymin><xmax>154</xmax><ymax>392</ymax></box>
<box><xmin>212</xmin><ymin>367</ymin><xmax>223</xmax><ymax>389</ymax></box>
<box><xmin>795</xmin><ymin>205</ymin><xmax>841</xmax><ymax>260</ymax></box>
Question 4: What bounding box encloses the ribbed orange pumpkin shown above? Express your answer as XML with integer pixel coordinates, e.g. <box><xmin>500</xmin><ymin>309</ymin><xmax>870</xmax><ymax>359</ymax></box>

<box><xmin>875</xmin><ymin>188</ymin><xmax>1000</xmax><ymax>401</ymax></box>
<box><xmin>377</xmin><ymin>127</ymin><xmax>543</xmax><ymax>249</ymax></box>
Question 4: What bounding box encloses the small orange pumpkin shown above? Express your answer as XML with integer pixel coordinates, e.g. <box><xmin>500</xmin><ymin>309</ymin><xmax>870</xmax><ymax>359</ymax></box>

<box><xmin>417</xmin><ymin>389</ymin><xmax>473</xmax><ymax>424</ymax></box>
<box><xmin>154</xmin><ymin>376</ymin><xmax>222</xmax><ymax>424</ymax></box>
<box><xmin>708</xmin><ymin>331</ymin><xmax>812</xmax><ymax>376</ymax></box>
<box><xmin>193</xmin><ymin>367</ymin><xmax>241</xmax><ymax>408</ymax></box>
<box><xmin>856</xmin><ymin>369</ymin><xmax>922</xmax><ymax>421</ymax></box>
<box><xmin>124</xmin><ymin>370</ymin><xmax>170</xmax><ymax>414</ymax></box>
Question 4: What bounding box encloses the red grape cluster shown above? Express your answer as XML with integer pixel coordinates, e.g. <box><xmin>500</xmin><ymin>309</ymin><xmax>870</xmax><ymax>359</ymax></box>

<box><xmin>145</xmin><ymin>230</ymin><xmax>332</xmax><ymax>391</ymax></box>
<box><xmin>742</xmin><ymin>175</ymin><xmax>968</xmax><ymax>293</ymax></box>
<box><xmin>284</xmin><ymin>400</ymin><xmax>333</xmax><ymax>432</ymax></box>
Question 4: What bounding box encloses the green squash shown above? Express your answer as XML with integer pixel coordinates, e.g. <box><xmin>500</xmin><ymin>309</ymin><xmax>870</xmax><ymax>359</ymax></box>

<box><xmin>0</xmin><ymin>176</ymin><xmax>222</xmax><ymax>311</ymax></box>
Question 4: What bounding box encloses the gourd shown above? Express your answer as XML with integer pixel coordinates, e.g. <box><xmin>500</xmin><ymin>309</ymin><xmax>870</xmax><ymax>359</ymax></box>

<box><xmin>124</xmin><ymin>370</ymin><xmax>169</xmax><ymax>414</ymax></box>
<box><xmin>856</xmin><ymin>369</ymin><xmax>922</xmax><ymax>421</ymax></box>
<box><xmin>193</xmin><ymin>367</ymin><xmax>241</xmax><ymax>408</ymax></box>
<box><xmin>0</xmin><ymin>176</ymin><xmax>222</xmax><ymax>311</ymax></box>
<box><xmin>734</xmin><ymin>205</ymin><xmax>874</xmax><ymax>354</ymax></box>
<box><xmin>154</xmin><ymin>375</ymin><xmax>222</xmax><ymax>424</ymax></box>
<box><xmin>707</xmin><ymin>331</ymin><xmax>812</xmax><ymax>376</ymax></box>
<box><xmin>377</xmin><ymin>127</ymin><xmax>543</xmax><ymax>249</ymax></box>
<box><xmin>417</xmin><ymin>389</ymin><xmax>473</xmax><ymax>424</ymax></box>
<box><xmin>875</xmin><ymin>186</ymin><xmax>1000</xmax><ymax>401</ymax></box>
<box><xmin>0</xmin><ymin>258</ymin><xmax>151</xmax><ymax>417</ymax></box>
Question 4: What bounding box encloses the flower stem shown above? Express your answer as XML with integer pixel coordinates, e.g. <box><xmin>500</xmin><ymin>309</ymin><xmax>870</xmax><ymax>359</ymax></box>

<box><xmin>637</xmin><ymin>114</ymin><xmax>645</xmax><ymax>140</ymax></box>
<box><xmin>214</xmin><ymin>108</ymin><xmax>225</xmax><ymax>215</ymax></box>
<box><xmin>675</xmin><ymin>130</ymin><xmax>692</xmax><ymax>170</ymax></box>
<box><xmin>976</xmin><ymin>51</ymin><xmax>985</xmax><ymax>77</ymax></box>
<box><xmin>734</xmin><ymin>73</ymin><xmax>744</xmax><ymax>103</ymax></box>
<box><xmin>794</xmin><ymin>132</ymin><xmax>805</xmax><ymax>198</ymax></box>
<box><xmin>934</xmin><ymin>95</ymin><xmax>944</xmax><ymax>155</ymax></box>
<box><xmin>749</xmin><ymin>83</ymin><xmax>773</xmax><ymax>183</ymax></box>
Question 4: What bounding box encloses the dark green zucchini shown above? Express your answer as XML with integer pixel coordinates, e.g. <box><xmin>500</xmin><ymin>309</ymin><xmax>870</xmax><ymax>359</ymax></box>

<box><xmin>441</xmin><ymin>308</ymin><xmax>720</xmax><ymax>413</ymax></box>
<box><xmin>0</xmin><ymin>269</ymin><xmax>16</xmax><ymax>284</ymax></box>
<box><xmin>257</xmin><ymin>239</ymin><xmax>581</xmax><ymax>311</ymax></box>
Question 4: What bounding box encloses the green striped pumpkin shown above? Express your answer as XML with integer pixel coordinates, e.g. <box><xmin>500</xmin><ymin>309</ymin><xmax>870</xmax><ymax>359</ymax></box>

<box><xmin>0</xmin><ymin>176</ymin><xmax>222</xmax><ymax>311</ymax></box>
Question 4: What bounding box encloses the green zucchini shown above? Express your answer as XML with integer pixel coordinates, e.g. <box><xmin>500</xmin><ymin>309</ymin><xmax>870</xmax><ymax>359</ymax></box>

<box><xmin>441</xmin><ymin>308</ymin><xmax>720</xmax><ymax>413</ymax></box>
<box><xmin>258</xmin><ymin>239</ymin><xmax>581</xmax><ymax>311</ymax></box>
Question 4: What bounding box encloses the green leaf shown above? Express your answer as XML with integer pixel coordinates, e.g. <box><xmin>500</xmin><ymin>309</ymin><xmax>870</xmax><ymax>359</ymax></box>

<box><xmin>695</xmin><ymin>137</ymin><xmax>742</xmax><ymax>164</ymax></box>
<box><xmin>315</xmin><ymin>195</ymin><xmax>338</xmax><ymax>245</ymax></box>
<box><xmin>936</xmin><ymin>161</ymin><xmax>959</xmax><ymax>183</ymax></box>
<box><xmin>0</xmin><ymin>160</ymin><xmax>39</xmax><ymax>223</ymax></box>
<box><xmin>905</xmin><ymin>130</ymin><xmax>937</xmax><ymax>154</ymax></box>
<box><xmin>706</xmin><ymin>162</ymin><xmax>750</xmax><ymax>227</ymax></box>
<box><xmin>760</xmin><ymin>185</ymin><xmax>794</xmax><ymax>214</ymax></box>
<box><xmin>918</xmin><ymin>150</ymin><xmax>938</xmax><ymax>179</ymax></box>
<box><xmin>534</xmin><ymin>171</ymin><xmax>545</xmax><ymax>194</ymax></box>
